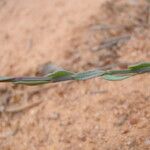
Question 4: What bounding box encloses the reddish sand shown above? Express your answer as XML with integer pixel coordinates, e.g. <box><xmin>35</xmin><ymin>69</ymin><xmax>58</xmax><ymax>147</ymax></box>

<box><xmin>0</xmin><ymin>0</ymin><xmax>150</xmax><ymax>150</ymax></box>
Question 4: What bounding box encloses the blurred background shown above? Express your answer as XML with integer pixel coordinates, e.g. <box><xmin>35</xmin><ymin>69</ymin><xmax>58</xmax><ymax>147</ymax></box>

<box><xmin>0</xmin><ymin>0</ymin><xmax>150</xmax><ymax>150</ymax></box>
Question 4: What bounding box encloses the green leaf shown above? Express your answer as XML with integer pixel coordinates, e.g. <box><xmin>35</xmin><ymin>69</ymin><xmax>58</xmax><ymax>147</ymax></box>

<box><xmin>0</xmin><ymin>62</ymin><xmax>149</xmax><ymax>85</ymax></box>
<box><xmin>46</xmin><ymin>70</ymin><xmax>74</xmax><ymax>82</ymax></box>
<box><xmin>73</xmin><ymin>69</ymin><xmax>105</xmax><ymax>80</ymax></box>
<box><xmin>0</xmin><ymin>77</ymin><xmax>14</xmax><ymax>82</ymax></box>
<box><xmin>14</xmin><ymin>80</ymin><xmax>50</xmax><ymax>85</ymax></box>
<box><xmin>129</xmin><ymin>62</ymin><xmax>150</xmax><ymax>71</ymax></box>
<box><xmin>102</xmin><ymin>74</ymin><xmax>132</xmax><ymax>81</ymax></box>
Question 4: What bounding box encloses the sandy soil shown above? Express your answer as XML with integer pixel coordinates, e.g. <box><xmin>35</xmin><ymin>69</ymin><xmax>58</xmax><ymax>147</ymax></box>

<box><xmin>0</xmin><ymin>0</ymin><xmax>150</xmax><ymax>150</ymax></box>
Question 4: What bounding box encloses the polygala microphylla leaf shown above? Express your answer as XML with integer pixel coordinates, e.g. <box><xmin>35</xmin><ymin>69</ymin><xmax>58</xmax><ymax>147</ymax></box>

<box><xmin>0</xmin><ymin>62</ymin><xmax>149</xmax><ymax>85</ymax></box>
<box><xmin>0</xmin><ymin>77</ymin><xmax>14</xmax><ymax>82</ymax></box>
<box><xmin>73</xmin><ymin>69</ymin><xmax>105</xmax><ymax>80</ymax></box>
<box><xmin>46</xmin><ymin>70</ymin><xmax>74</xmax><ymax>82</ymax></box>
<box><xmin>102</xmin><ymin>74</ymin><xmax>132</xmax><ymax>81</ymax></box>
<box><xmin>128</xmin><ymin>62</ymin><xmax>150</xmax><ymax>71</ymax></box>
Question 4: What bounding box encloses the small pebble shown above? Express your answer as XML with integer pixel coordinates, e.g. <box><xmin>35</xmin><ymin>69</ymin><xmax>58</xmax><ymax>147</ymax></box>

<box><xmin>60</xmin><ymin>119</ymin><xmax>72</xmax><ymax>126</ymax></box>
<box><xmin>78</xmin><ymin>132</ymin><xmax>86</xmax><ymax>142</ymax></box>
<box><xmin>122</xmin><ymin>128</ymin><xmax>129</xmax><ymax>134</ymax></box>
<box><xmin>144</xmin><ymin>138</ymin><xmax>150</xmax><ymax>145</ymax></box>
<box><xmin>129</xmin><ymin>117</ymin><xmax>139</xmax><ymax>125</ymax></box>
<box><xmin>114</xmin><ymin>114</ymin><xmax>128</xmax><ymax>126</ymax></box>
<box><xmin>48</xmin><ymin>112</ymin><xmax>60</xmax><ymax>120</ymax></box>
<box><xmin>126</xmin><ymin>138</ymin><xmax>136</xmax><ymax>148</ymax></box>
<box><xmin>94</xmin><ymin>112</ymin><xmax>101</xmax><ymax>121</ymax></box>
